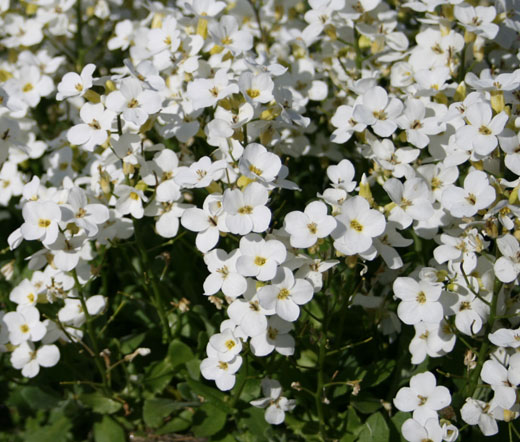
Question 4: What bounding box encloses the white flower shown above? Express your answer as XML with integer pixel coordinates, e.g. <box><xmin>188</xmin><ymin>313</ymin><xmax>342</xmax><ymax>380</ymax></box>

<box><xmin>414</xmin><ymin>67</ymin><xmax>451</xmax><ymax>96</ymax></box>
<box><xmin>209</xmin><ymin>15</ymin><xmax>253</xmax><ymax>55</ymax></box>
<box><xmin>9</xmin><ymin>279</ymin><xmax>38</xmax><ymax>306</ymax></box>
<box><xmin>455</xmin><ymin>102</ymin><xmax>508</xmax><ymax>156</ymax></box>
<box><xmin>190</xmin><ymin>0</ymin><xmax>226</xmax><ymax>17</ymax></box>
<box><xmin>401</xmin><ymin>418</ymin><xmax>443</xmax><ymax>442</ymax></box>
<box><xmin>181</xmin><ymin>194</ymin><xmax>226</xmax><ymax>252</ymax></box>
<box><xmin>383</xmin><ymin>177</ymin><xmax>434</xmax><ymax>229</ymax></box>
<box><xmin>393</xmin><ymin>371</ymin><xmax>451</xmax><ymax>424</ymax></box>
<box><xmin>174</xmin><ymin>156</ymin><xmax>226</xmax><ymax>189</ymax></box>
<box><xmin>481</xmin><ymin>358</ymin><xmax>518</xmax><ymax>409</ymax></box>
<box><xmin>11</xmin><ymin>342</ymin><xmax>60</xmax><ymax>378</ymax></box>
<box><xmin>284</xmin><ymin>201</ymin><xmax>336</xmax><ymax>249</ymax></box>
<box><xmin>187</xmin><ymin>69</ymin><xmax>238</xmax><ymax>110</ymax></box>
<box><xmin>239</xmin><ymin>72</ymin><xmax>274</xmax><ymax>104</ymax></box>
<box><xmin>454</xmin><ymin>5</ymin><xmax>499</xmax><ymax>39</ymax></box>
<box><xmin>200</xmin><ymin>350</ymin><xmax>242</xmax><ymax>391</ymax></box>
<box><xmin>494</xmin><ymin>234</ymin><xmax>520</xmax><ymax>283</ymax></box>
<box><xmin>223</xmin><ymin>182</ymin><xmax>271</xmax><ymax>235</ymax></box>
<box><xmin>330</xmin><ymin>105</ymin><xmax>366</xmax><ymax>144</ymax></box>
<box><xmin>20</xmin><ymin>200</ymin><xmax>61</xmax><ymax>246</ymax></box>
<box><xmin>208</xmin><ymin>328</ymin><xmax>242</xmax><ymax>362</ymax></box>
<box><xmin>239</xmin><ymin>143</ymin><xmax>281</xmax><ymax>184</ymax></box>
<box><xmin>56</xmin><ymin>63</ymin><xmax>96</xmax><ymax>101</ymax></box>
<box><xmin>441</xmin><ymin>170</ymin><xmax>495</xmax><ymax>218</ymax></box>
<box><xmin>409</xmin><ymin>320</ymin><xmax>456</xmax><ymax>365</ymax></box>
<box><xmin>396</xmin><ymin>98</ymin><xmax>442</xmax><ymax>148</ymax></box>
<box><xmin>250</xmin><ymin>316</ymin><xmax>295</xmax><ymax>357</ymax></box>
<box><xmin>250</xmin><ymin>378</ymin><xmax>296</xmax><ymax>425</ymax></box>
<box><xmin>450</xmin><ymin>290</ymin><xmax>489</xmax><ymax>336</ymax></box>
<box><xmin>294</xmin><ymin>259</ymin><xmax>339</xmax><ymax>292</ymax></box>
<box><xmin>327</xmin><ymin>159</ymin><xmax>357</xmax><ymax>192</ymax></box>
<box><xmin>227</xmin><ymin>285</ymin><xmax>273</xmax><ymax>337</ymax></box>
<box><xmin>353</xmin><ymin>86</ymin><xmax>403</xmax><ymax>137</ymax></box>
<box><xmin>257</xmin><ymin>266</ymin><xmax>314</xmax><ymax>322</ymax></box>
<box><xmin>67</xmin><ymin>103</ymin><xmax>114</xmax><ymax>152</ymax></box>
<box><xmin>61</xmin><ymin>187</ymin><xmax>109</xmax><ymax>237</ymax></box>
<box><xmin>393</xmin><ymin>277</ymin><xmax>443</xmax><ymax>325</ymax></box>
<box><xmin>371</xmin><ymin>139</ymin><xmax>419</xmax><ymax>178</ymax></box>
<box><xmin>489</xmin><ymin>327</ymin><xmax>520</xmax><ymax>348</ymax></box>
<box><xmin>332</xmin><ymin>196</ymin><xmax>386</xmax><ymax>256</ymax></box>
<box><xmin>58</xmin><ymin>295</ymin><xmax>106</xmax><ymax>327</ymax></box>
<box><xmin>114</xmin><ymin>184</ymin><xmax>148</xmax><ymax>219</ymax></box>
<box><xmin>3</xmin><ymin>305</ymin><xmax>47</xmax><ymax>345</ymax></box>
<box><xmin>236</xmin><ymin>234</ymin><xmax>287</xmax><ymax>281</ymax></box>
<box><xmin>106</xmin><ymin>77</ymin><xmax>162</xmax><ymax>127</ymax></box>
<box><xmin>460</xmin><ymin>398</ymin><xmax>499</xmax><ymax>436</ymax></box>
<box><xmin>203</xmin><ymin>249</ymin><xmax>247</xmax><ymax>298</ymax></box>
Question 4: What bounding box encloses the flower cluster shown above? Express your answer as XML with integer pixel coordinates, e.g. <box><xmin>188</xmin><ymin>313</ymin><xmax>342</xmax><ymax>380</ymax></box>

<box><xmin>0</xmin><ymin>0</ymin><xmax>519</xmax><ymax>439</ymax></box>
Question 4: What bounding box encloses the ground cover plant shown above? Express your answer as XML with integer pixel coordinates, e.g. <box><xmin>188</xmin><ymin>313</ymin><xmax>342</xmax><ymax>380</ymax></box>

<box><xmin>0</xmin><ymin>0</ymin><xmax>520</xmax><ymax>440</ymax></box>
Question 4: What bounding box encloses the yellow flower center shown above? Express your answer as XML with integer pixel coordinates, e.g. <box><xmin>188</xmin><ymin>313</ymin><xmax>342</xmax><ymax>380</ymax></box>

<box><xmin>221</xmin><ymin>36</ymin><xmax>233</xmax><ymax>45</ymax></box>
<box><xmin>127</xmin><ymin>98</ymin><xmax>139</xmax><ymax>108</ymax></box>
<box><xmin>247</xmin><ymin>89</ymin><xmax>261</xmax><ymax>99</ymax></box>
<box><xmin>249</xmin><ymin>164</ymin><xmax>263</xmax><ymax>176</ymax></box>
<box><xmin>218</xmin><ymin>361</ymin><xmax>228</xmax><ymax>370</ymax></box>
<box><xmin>38</xmin><ymin>219</ymin><xmax>51</xmax><ymax>228</ymax></box>
<box><xmin>350</xmin><ymin>219</ymin><xmax>363</xmax><ymax>232</ymax></box>
<box><xmin>88</xmin><ymin>119</ymin><xmax>101</xmax><ymax>130</ymax></box>
<box><xmin>238</xmin><ymin>205</ymin><xmax>253</xmax><ymax>214</ymax></box>
<box><xmin>307</xmin><ymin>222</ymin><xmax>318</xmax><ymax>234</ymax></box>
<box><xmin>277</xmin><ymin>288</ymin><xmax>290</xmax><ymax>300</ymax></box>
<box><xmin>254</xmin><ymin>256</ymin><xmax>266</xmax><ymax>266</ymax></box>
<box><xmin>478</xmin><ymin>125</ymin><xmax>492</xmax><ymax>135</ymax></box>
<box><xmin>416</xmin><ymin>291</ymin><xmax>427</xmax><ymax>304</ymax></box>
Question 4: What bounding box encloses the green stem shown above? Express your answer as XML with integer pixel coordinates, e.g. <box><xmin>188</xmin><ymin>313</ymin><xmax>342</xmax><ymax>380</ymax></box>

<box><xmin>466</xmin><ymin>279</ymin><xmax>502</xmax><ymax>398</ymax></box>
<box><xmin>326</xmin><ymin>337</ymin><xmax>373</xmax><ymax>356</ymax></box>
<box><xmin>72</xmin><ymin>270</ymin><xmax>109</xmax><ymax>393</ymax></box>
<box><xmin>230</xmin><ymin>352</ymin><xmax>249</xmax><ymax>410</ymax></box>
<box><xmin>75</xmin><ymin>0</ymin><xmax>85</xmax><ymax>70</ymax></box>
<box><xmin>247</xmin><ymin>0</ymin><xmax>268</xmax><ymax>48</ymax></box>
<box><xmin>133</xmin><ymin>220</ymin><xmax>172</xmax><ymax>343</ymax></box>
<box><xmin>457</xmin><ymin>43</ymin><xmax>467</xmax><ymax>84</ymax></box>
<box><xmin>315</xmin><ymin>333</ymin><xmax>326</xmax><ymax>441</ymax></box>
<box><xmin>353</xmin><ymin>27</ymin><xmax>362</xmax><ymax>71</ymax></box>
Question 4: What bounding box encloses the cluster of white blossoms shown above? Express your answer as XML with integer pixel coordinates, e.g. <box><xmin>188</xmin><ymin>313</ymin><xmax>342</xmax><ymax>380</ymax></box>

<box><xmin>0</xmin><ymin>0</ymin><xmax>520</xmax><ymax>437</ymax></box>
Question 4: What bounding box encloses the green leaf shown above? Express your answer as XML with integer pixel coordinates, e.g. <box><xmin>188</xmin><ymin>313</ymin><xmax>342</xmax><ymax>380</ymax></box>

<box><xmin>25</xmin><ymin>416</ymin><xmax>72</xmax><ymax>442</ymax></box>
<box><xmin>143</xmin><ymin>398</ymin><xmax>197</xmax><ymax>428</ymax></box>
<box><xmin>239</xmin><ymin>407</ymin><xmax>270</xmax><ymax>442</ymax></box>
<box><xmin>156</xmin><ymin>409</ymin><xmax>193</xmax><ymax>435</ymax></box>
<box><xmin>20</xmin><ymin>387</ymin><xmax>60</xmax><ymax>411</ymax></box>
<box><xmin>185</xmin><ymin>358</ymin><xmax>201</xmax><ymax>380</ymax></box>
<box><xmin>143</xmin><ymin>359</ymin><xmax>175</xmax><ymax>394</ymax></box>
<box><xmin>167</xmin><ymin>339</ymin><xmax>194</xmax><ymax>368</ymax></box>
<box><xmin>186</xmin><ymin>379</ymin><xmax>234</xmax><ymax>414</ymax></box>
<box><xmin>79</xmin><ymin>392</ymin><xmax>122</xmax><ymax>414</ymax></box>
<box><xmin>346</xmin><ymin>406</ymin><xmax>363</xmax><ymax>435</ymax></box>
<box><xmin>297</xmin><ymin>349</ymin><xmax>318</xmax><ymax>368</ymax></box>
<box><xmin>93</xmin><ymin>416</ymin><xmax>126</xmax><ymax>442</ymax></box>
<box><xmin>351</xmin><ymin>393</ymin><xmax>382</xmax><ymax>414</ymax></box>
<box><xmin>362</xmin><ymin>359</ymin><xmax>396</xmax><ymax>387</ymax></box>
<box><xmin>390</xmin><ymin>411</ymin><xmax>410</xmax><ymax>442</ymax></box>
<box><xmin>192</xmin><ymin>402</ymin><xmax>227</xmax><ymax>437</ymax></box>
<box><xmin>358</xmin><ymin>412</ymin><xmax>390</xmax><ymax>442</ymax></box>
<box><xmin>120</xmin><ymin>332</ymin><xmax>146</xmax><ymax>354</ymax></box>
